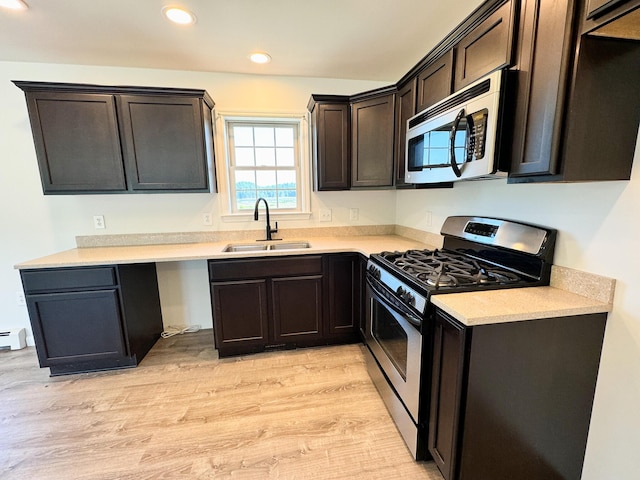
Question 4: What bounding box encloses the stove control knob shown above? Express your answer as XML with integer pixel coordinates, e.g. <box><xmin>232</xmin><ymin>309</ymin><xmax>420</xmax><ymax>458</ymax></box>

<box><xmin>396</xmin><ymin>287</ymin><xmax>415</xmax><ymax>306</ymax></box>
<box><xmin>405</xmin><ymin>292</ymin><xmax>415</xmax><ymax>306</ymax></box>
<box><xmin>367</xmin><ymin>265</ymin><xmax>381</xmax><ymax>279</ymax></box>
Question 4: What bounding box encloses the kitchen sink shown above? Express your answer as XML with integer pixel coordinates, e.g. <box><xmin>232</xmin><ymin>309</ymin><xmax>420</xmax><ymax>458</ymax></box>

<box><xmin>269</xmin><ymin>241</ymin><xmax>311</xmax><ymax>250</ymax></box>
<box><xmin>222</xmin><ymin>241</ymin><xmax>311</xmax><ymax>253</ymax></box>
<box><xmin>222</xmin><ymin>244</ymin><xmax>269</xmax><ymax>253</ymax></box>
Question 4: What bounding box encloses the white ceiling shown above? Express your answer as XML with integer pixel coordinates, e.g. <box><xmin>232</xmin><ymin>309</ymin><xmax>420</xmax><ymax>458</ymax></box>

<box><xmin>0</xmin><ymin>0</ymin><xmax>484</xmax><ymax>82</ymax></box>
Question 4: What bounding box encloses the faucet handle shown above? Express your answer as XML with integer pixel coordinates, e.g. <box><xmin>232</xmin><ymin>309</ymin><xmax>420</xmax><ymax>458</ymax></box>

<box><xmin>271</xmin><ymin>221</ymin><xmax>279</xmax><ymax>234</ymax></box>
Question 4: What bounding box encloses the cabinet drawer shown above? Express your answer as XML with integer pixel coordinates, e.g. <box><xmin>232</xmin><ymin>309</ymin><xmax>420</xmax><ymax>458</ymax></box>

<box><xmin>209</xmin><ymin>256</ymin><xmax>323</xmax><ymax>280</ymax></box>
<box><xmin>21</xmin><ymin>267</ymin><xmax>117</xmax><ymax>293</ymax></box>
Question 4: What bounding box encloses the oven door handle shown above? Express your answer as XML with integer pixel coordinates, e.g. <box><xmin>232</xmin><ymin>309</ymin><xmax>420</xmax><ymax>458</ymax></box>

<box><xmin>366</xmin><ymin>277</ymin><xmax>423</xmax><ymax>328</ymax></box>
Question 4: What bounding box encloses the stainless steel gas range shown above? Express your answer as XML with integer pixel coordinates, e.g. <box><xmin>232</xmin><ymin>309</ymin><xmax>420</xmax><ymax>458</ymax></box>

<box><xmin>363</xmin><ymin>216</ymin><xmax>557</xmax><ymax>460</ymax></box>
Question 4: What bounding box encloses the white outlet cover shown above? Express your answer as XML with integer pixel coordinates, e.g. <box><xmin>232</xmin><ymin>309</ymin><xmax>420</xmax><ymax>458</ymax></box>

<box><xmin>93</xmin><ymin>215</ymin><xmax>105</xmax><ymax>229</ymax></box>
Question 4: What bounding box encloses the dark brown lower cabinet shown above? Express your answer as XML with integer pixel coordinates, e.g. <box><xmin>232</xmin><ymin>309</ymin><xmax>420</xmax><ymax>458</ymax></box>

<box><xmin>324</xmin><ymin>254</ymin><xmax>361</xmax><ymax>342</ymax></box>
<box><xmin>430</xmin><ymin>308</ymin><xmax>607</xmax><ymax>480</ymax></box>
<box><xmin>20</xmin><ymin>264</ymin><xmax>163</xmax><ymax>376</ymax></box>
<box><xmin>209</xmin><ymin>254</ymin><xmax>359</xmax><ymax>357</ymax></box>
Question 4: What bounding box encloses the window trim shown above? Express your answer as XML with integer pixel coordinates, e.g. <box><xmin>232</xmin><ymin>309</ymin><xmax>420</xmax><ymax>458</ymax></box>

<box><xmin>215</xmin><ymin>112</ymin><xmax>312</xmax><ymax>222</ymax></box>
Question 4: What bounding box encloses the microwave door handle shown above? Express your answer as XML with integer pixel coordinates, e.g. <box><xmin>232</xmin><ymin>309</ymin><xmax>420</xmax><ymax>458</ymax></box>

<box><xmin>449</xmin><ymin>108</ymin><xmax>465</xmax><ymax>178</ymax></box>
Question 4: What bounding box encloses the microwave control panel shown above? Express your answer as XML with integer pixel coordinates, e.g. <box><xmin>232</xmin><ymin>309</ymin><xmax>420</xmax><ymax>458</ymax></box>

<box><xmin>467</xmin><ymin>108</ymin><xmax>488</xmax><ymax>161</ymax></box>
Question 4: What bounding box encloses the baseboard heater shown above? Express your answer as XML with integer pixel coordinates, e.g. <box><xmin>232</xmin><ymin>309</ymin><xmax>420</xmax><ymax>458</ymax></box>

<box><xmin>0</xmin><ymin>328</ymin><xmax>26</xmax><ymax>350</ymax></box>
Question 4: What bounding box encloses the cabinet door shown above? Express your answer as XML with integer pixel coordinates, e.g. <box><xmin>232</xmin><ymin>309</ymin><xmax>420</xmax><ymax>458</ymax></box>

<box><xmin>416</xmin><ymin>50</ymin><xmax>454</xmax><ymax>113</ymax></box>
<box><xmin>23</xmin><ymin>92</ymin><xmax>126</xmax><ymax>193</ymax></box>
<box><xmin>325</xmin><ymin>255</ymin><xmax>360</xmax><ymax>338</ymax></box>
<box><xmin>211</xmin><ymin>280</ymin><xmax>269</xmax><ymax>354</ymax></box>
<box><xmin>271</xmin><ymin>275</ymin><xmax>323</xmax><ymax>344</ymax></box>
<box><xmin>454</xmin><ymin>0</ymin><xmax>515</xmax><ymax>91</ymax></box>
<box><xmin>509</xmin><ymin>0</ymin><xmax>576</xmax><ymax>178</ymax></box>
<box><xmin>26</xmin><ymin>289</ymin><xmax>127</xmax><ymax>367</ymax></box>
<box><xmin>312</xmin><ymin>103</ymin><xmax>351</xmax><ymax>190</ymax></box>
<box><xmin>429</xmin><ymin>311</ymin><xmax>467</xmax><ymax>480</ymax></box>
<box><xmin>118</xmin><ymin>95</ymin><xmax>209</xmax><ymax>191</ymax></box>
<box><xmin>351</xmin><ymin>93</ymin><xmax>395</xmax><ymax>188</ymax></box>
<box><xmin>394</xmin><ymin>79</ymin><xmax>417</xmax><ymax>187</ymax></box>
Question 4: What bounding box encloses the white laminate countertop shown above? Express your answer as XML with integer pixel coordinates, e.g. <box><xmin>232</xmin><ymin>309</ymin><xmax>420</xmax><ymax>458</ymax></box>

<box><xmin>14</xmin><ymin>233</ymin><xmax>614</xmax><ymax>327</ymax></box>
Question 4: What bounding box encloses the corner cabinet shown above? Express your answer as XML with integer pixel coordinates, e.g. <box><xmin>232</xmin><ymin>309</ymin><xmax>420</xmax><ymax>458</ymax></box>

<box><xmin>308</xmin><ymin>88</ymin><xmax>396</xmax><ymax>190</ymax></box>
<box><xmin>429</xmin><ymin>308</ymin><xmax>607</xmax><ymax>480</ymax></box>
<box><xmin>20</xmin><ymin>264</ymin><xmax>163</xmax><ymax>376</ymax></box>
<box><xmin>13</xmin><ymin>81</ymin><xmax>216</xmax><ymax>194</ymax></box>
<box><xmin>208</xmin><ymin>254</ymin><xmax>360</xmax><ymax>357</ymax></box>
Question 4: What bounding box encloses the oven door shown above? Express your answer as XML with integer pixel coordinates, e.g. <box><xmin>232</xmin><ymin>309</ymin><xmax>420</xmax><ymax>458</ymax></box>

<box><xmin>365</xmin><ymin>278</ymin><xmax>423</xmax><ymax>422</ymax></box>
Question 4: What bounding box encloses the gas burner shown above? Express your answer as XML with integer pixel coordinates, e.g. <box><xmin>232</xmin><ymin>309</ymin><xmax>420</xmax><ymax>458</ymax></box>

<box><xmin>425</xmin><ymin>272</ymin><xmax>457</xmax><ymax>288</ymax></box>
<box><xmin>376</xmin><ymin>247</ymin><xmax>532</xmax><ymax>292</ymax></box>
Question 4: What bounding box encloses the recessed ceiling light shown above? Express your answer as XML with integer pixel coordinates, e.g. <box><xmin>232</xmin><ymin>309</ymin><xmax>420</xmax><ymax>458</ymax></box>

<box><xmin>0</xmin><ymin>0</ymin><xmax>28</xmax><ymax>10</ymax></box>
<box><xmin>249</xmin><ymin>52</ymin><xmax>272</xmax><ymax>64</ymax></box>
<box><xmin>162</xmin><ymin>6</ymin><xmax>196</xmax><ymax>25</ymax></box>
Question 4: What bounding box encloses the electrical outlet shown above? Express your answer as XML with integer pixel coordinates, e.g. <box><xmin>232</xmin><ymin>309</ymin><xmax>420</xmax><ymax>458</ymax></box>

<box><xmin>93</xmin><ymin>215</ymin><xmax>105</xmax><ymax>229</ymax></box>
<box><xmin>425</xmin><ymin>211</ymin><xmax>432</xmax><ymax>227</ymax></box>
<box><xmin>16</xmin><ymin>291</ymin><xmax>26</xmax><ymax>306</ymax></box>
<box><xmin>319</xmin><ymin>209</ymin><xmax>332</xmax><ymax>222</ymax></box>
<box><xmin>349</xmin><ymin>208</ymin><xmax>359</xmax><ymax>221</ymax></box>
<box><xmin>202</xmin><ymin>213</ymin><xmax>212</xmax><ymax>226</ymax></box>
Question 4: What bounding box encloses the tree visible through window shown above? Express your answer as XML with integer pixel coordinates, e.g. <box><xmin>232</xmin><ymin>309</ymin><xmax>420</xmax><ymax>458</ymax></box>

<box><xmin>227</xmin><ymin>120</ymin><xmax>301</xmax><ymax>212</ymax></box>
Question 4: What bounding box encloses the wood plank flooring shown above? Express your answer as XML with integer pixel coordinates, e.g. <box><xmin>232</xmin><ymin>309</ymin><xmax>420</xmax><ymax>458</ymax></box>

<box><xmin>0</xmin><ymin>331</ymin><xmax>443</xmax><ymax>479</ymax></box>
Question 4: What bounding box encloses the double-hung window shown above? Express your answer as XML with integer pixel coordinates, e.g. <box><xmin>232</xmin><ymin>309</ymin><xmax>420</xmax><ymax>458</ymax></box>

<box><xmin>219</xmin><ymin>115</ymin><xmax>309</xmax><ymax>217</ymax></box>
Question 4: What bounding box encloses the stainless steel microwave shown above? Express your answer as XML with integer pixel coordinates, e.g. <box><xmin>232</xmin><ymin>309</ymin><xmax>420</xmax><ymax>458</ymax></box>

<box><xmin>405</xmin><ymin>69</ymin><xmax>508</xmax><ymax>184</ymax></box>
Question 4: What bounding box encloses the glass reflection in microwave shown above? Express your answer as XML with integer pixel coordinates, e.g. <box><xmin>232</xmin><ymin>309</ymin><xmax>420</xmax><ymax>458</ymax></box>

<box><xmin>407</xmin><ymin>120</ymin><xmax>470</xmax><ymax>171</ymax></box>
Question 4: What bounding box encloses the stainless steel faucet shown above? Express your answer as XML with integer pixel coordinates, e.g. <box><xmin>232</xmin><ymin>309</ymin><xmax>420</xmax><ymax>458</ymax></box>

<box><xmin>253</xmin><ymin>197</ymin><xmax>279</xmax><ymax>241</ymax></box>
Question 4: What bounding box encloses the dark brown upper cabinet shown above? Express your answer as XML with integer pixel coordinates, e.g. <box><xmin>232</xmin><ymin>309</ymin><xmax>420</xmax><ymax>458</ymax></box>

<box><xmin>13</xmin><ymin>81</ymin><xmax>216</xmax><ymax>194</ymax></box>
<box><xmin>351</xmin><ymin>88</ymin><xmax>396</xmax><ymax>188</ymax></box>
<box><xmin>508</xmin><ymin>0</ymin><xmax>640</xmax><ymax>182</ymax></box>
<box><xmin>454</xmin><ymin>0</ymin><xmax>516</xmax><ymax>91</ymax></box>
<box><xmin>394</xmin><ymin>78</ymin><xmax>417</xmax><ymax>187</ymax></box>
<box><xmin>583</xmin><ymin>0</ymin><xmax>640</xmax><ymax>37</ymax></box>
<box><xmin>308</xmin><ymin>95</ymin><xmax>351</xmax><ymax>191</ymax></box>
<box><xmin>416</xmin><ymin>50</ymin><xmax>454</xmax><ymax>113</ymax></box>
<box><xmin>308</xmin><ymin>88</ymin><xmax>395</xmax><ymax>191</ymax></box>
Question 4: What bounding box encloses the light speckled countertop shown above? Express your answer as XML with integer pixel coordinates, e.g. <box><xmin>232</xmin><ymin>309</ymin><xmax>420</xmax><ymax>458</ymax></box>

<box><xmin>13</xmin><ymin>235</ymin><xmax>431</xmax><ymax>269</ymax></box>
<box><xmin>14</xmin><ymin>232</ymin><xmax>614</xmax><ymax>327</ymax></box>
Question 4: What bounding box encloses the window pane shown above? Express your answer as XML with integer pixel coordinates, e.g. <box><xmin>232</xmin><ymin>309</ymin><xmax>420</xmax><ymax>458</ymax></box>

<box><xmin>235</xmin><ymin>170</ymin><xmax>256</xmax><ymax>189</ymax></box>
<box><xmin>275</xmin><ymin>127</ymin><xmax>294</xmax><ymax>147</ymax></box>
<box><xmin>276</xmin><ymin>147</ymin><xmax>294</xmax><ymax>166</ymax></box>
<box><xmin>256</xmin><ymin>170</ymin><xmax>276</xmax><ymax>188</ymax></box>
<box><xmin>254</xmin><ymin>127</ymin><xmax>275</xmax><ymax>147</ymax></box>
<box><xmin>257</xmin><ymin>189</ymin><xmax>276</xmax><ymax>200</ymax></box>
<box><xmin>277</xmin><ymin>190</ymin><xmax>297</xmax><ymax>209</ymax></box>
<box><xmin>255</xmin><ymin>147</ymin><xmax>276</xmax><ymax>166</ymax></box>
<box><xmin>233</xmin><ymin>126</ymin><xmax>254</xmax><ymax>147</ymax></box>
<box><xmin>236</xmin><ymin>192</ymin><xmax>257</xmax><ymax>210</ymax></box>
<box><xmin>277</xmin><ymin>170</ymin><xmax>296</xmax><ymax>188</ymax></box>
<box><xmin>234</xmin><ymin>147</ymin><xmax>255</xmax><ymax>166</ymax></box>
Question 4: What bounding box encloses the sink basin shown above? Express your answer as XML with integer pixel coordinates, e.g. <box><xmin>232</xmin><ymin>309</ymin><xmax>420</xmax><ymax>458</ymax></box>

<box><xmin>222</xmin><ymin>241</ymin><xmax>311</xmax><ymax>252</ymax></box>
<box><xmin>222</xmin><ymin>244</ymin><xmax>269</xmax><ymax>253</ymax></box>
<box><xmin>269</xmin><ymin>241</ymin><xmax>311</xmax><ymax>250</ymax></box>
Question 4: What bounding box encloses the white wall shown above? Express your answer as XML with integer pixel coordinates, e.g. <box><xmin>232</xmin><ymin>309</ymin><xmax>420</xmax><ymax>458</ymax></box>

<box><xmin>0</xmin><ymin>61</ymin><xmax>394</xmax><ymax>336</ymax></box>
<box><xmin>395</xmin><ymin>137</ymin><xmax>640</xmax><ymax>480</ymax></box>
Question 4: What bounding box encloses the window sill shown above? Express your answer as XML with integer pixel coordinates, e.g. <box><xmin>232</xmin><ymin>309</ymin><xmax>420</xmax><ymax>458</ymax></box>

<box><xmin>221</xmin><ymin>211</ymin><xmax>312</xmax><ymax>223</ymax></box>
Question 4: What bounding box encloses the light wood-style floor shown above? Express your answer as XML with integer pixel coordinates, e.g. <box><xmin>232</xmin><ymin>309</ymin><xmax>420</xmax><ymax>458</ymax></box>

<box><xmin>0</xmin><ymin>331</ymin><xmax>444</xmax><ymax>480</ymax></box>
